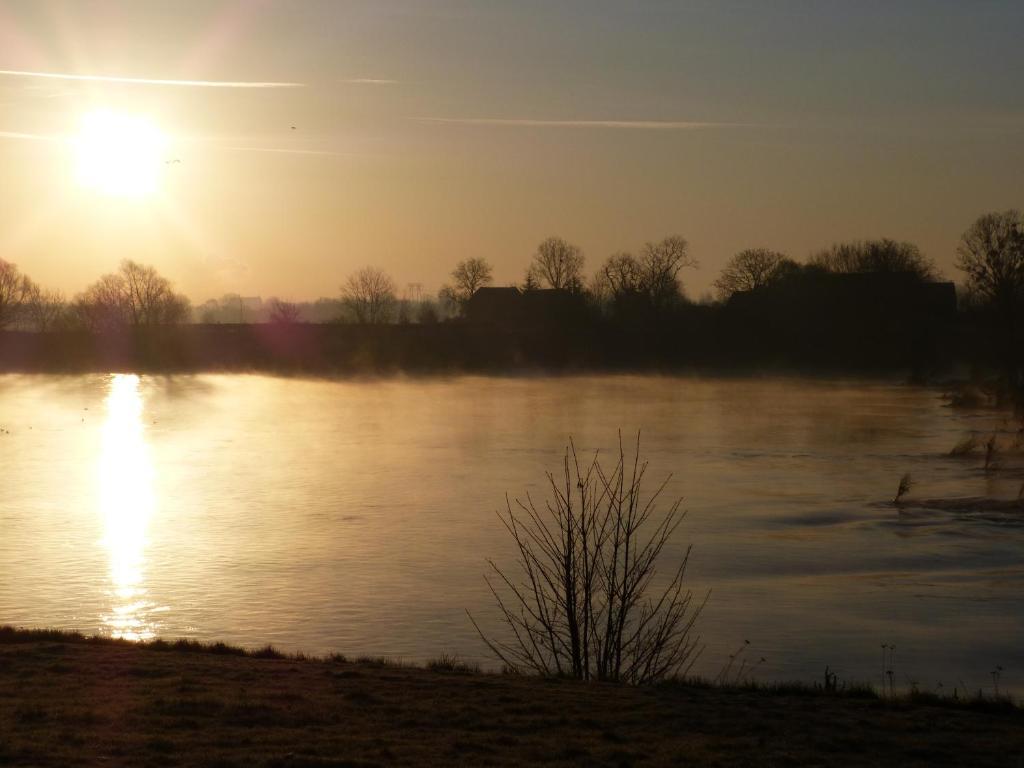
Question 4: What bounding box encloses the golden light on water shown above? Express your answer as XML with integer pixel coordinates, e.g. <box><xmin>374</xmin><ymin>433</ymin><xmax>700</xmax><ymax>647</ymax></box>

<box><xmin>74</xmin><ymin>110</ymin><xmax>168</xmax><ymax>199</ymax></box>
<box><xmin>99</xmin><ymin>374</ymin><xmax>156</xmax><ymax>640</ymax></box>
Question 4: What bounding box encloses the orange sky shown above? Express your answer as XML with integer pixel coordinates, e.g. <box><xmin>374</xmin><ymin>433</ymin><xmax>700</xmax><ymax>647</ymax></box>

<box><xmin>1</xmin><ymin>1</ymin><xmax>1022</xmax><ymax>302</ymax></box>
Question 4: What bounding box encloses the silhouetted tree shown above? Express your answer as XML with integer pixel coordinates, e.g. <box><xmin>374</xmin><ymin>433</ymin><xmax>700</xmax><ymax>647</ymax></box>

<box><xmin>956</xmin><ymin>210</ymin><xmax>1024</xmax><ymax>386</ymax></box>
<box><xmin>714</xmin><ymin>248</ymin><xmax>797</xmax><ymax>299</ymax></box>
<box><xmin>73</xmin><ymin>260</ymin><xmax>190</xmax><ymax>331</ymax></box>
<box><xmin>268</xmin><ymin>298</ymin><xmax>301</xmax><ymax>324</ymax></box>
<box><xmin>521</xmin><ymin>268</ymin><xmax>541</xmax><ymax>292</ymax></box>
<box><xmin>121</xmin><ymin>260</ymin><xmax>191</xmax><ymax>325</ymax></box>
<box><xmin>639</xmin><ymin>235</ymin><xmax>697</xmax><ymax>312</ymax></box>
<box><xmin>450</xmin><ymin>258</ymin><xmax>493</xmax><ymax>304</ymax></box>
<box><xmin>438</xmin><ymin>258</ymin><xmax>493</xmax><ymax>317</ymax></box>
<box><xmin>24</xmin><ymin>286</ymin><xmax>68</xmax><ymax>331</ymax></box>
<box><xmin>0</xmin><ymin>259</ymin><xmax>37</xmax><ymax>329</ymax></box>
<box><xmin>342</xmin><ymin>266</ymin><xmax>397</xmax><ymax>324</ymax></box>
<box><xmin>957</xmin><ymin>210</ymin><xmax>1024</xmax><ymax>309</ymax></box>
<box><xmin>592</xmin><ymin>238</ymin><xmax>696</xmax><ymax>316</ymax></box>
<box><xmin>529</xmin><ymin>237</ymin><xmax>585</xmax><ymax>291</ymax></box>
<box><xmin>811</xmin><ymin>239</ymin><xmax>938</xmax><ymax>280</ymax></box>
<box><xmin>595</xmin><ymin>252</ymin><xmax>644</xmax><ymax>301</ymax></box>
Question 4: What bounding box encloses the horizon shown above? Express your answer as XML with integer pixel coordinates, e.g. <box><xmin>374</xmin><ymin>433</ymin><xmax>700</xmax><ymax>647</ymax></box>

<box><xmin>1</xmin><ymin>1</ymin><xmax>1022</xmax><ymax>302</ymax></box>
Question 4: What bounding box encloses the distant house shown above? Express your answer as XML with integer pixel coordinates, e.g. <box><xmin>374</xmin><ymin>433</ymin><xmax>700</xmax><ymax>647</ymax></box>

<box><xmin>464</xmin><ymin>287</ymin><xmax>523</xmax><ymax>325</ymax></box>
<box><xmin>724</xmin><ymin>271</ymin><xmax>958</xmax><ymax>367</ymax></box>
<box><xmin>464</xmin><ymin>287</ymin><xmax>588</xmax><ymax>328</ymax></box>
<box><xmin>727</xmin><ymin>271</ymin><xmax>957</xmax><ymax>321</ymax></box>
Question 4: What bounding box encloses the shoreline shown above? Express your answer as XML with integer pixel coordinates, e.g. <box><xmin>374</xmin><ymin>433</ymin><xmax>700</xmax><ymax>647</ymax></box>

<box><xmin>0</xmin><ymin>323</ymin><xmax>974</xmax><ymax>379</ymax></box>
<box><xmin>1</xmin><ymin>627</ymin><xmax>1020</xmax><ymax>766</ymax></box>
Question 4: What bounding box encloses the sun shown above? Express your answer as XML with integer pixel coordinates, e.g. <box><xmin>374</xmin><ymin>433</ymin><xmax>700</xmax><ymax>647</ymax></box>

<box><xmin>74</xmin><ymin>109</ymin><xmax>168</xmax><ymax>198</ymax></box>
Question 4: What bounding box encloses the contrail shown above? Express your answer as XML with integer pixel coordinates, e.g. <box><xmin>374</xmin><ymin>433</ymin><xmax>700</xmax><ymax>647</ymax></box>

<box><xmin>413</xmin><ymin>117</ymin><xmax>738</xmax><ymax>129</ymax></box>
<box><xmin>0</xmin><ymin>69</ymin><xmax>302</xmax><ymax>89</ymax></box>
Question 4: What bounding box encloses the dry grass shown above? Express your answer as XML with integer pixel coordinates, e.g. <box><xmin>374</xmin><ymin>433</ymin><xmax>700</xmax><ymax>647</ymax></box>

<box><xmin>0</xmin><ymin>628</ymin><xmax>1021</xmax><ymax>766</ymax></box>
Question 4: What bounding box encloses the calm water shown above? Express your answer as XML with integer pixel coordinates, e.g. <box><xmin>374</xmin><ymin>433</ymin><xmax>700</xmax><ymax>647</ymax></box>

<box><xmin>1</xmin><ymin>373</ymin><xmax>1022</xmax><ymax>694</ymax></box>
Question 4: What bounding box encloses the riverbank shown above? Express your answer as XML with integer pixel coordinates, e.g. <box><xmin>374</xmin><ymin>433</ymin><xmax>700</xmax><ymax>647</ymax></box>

<box><xmin>0</xmin><ymin>317</ymin><xmax>971</xmax><ymax>376</ymax></box>
<box><xmin>0</xmin><ymin>629</ymin><xmax>1020</xmax><ymax>767</ymax></box>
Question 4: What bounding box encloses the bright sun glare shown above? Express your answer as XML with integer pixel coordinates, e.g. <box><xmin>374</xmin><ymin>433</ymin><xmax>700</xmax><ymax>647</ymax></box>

<box><xmin>74</xmin><ymin>109</ymin><xmax>167</xmax><ymax>198</ymax></box>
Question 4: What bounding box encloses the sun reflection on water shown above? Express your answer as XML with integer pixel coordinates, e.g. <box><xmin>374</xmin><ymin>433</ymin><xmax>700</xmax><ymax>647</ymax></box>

<box><xmin>99</xmin><ymin>374</ymin><xmax>156</xmax><ymax>640</ymax></box>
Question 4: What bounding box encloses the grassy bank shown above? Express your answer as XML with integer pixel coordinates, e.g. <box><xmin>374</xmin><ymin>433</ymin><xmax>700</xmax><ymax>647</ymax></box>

<box><xmin>0</xmin><ymin>628</ymin><xmax>1021</xmax><ymax>767</ymax></box>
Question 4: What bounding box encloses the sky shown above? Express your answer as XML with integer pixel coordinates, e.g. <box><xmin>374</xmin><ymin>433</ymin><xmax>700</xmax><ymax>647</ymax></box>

<box><xmin>1</xmin><ymin>0</ymin><xmax>1022</xmax><ymax>302</ymax></box>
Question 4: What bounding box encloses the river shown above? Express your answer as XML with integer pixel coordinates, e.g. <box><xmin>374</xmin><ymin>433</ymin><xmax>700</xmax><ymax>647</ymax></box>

<box><xmin>0</xmin><ymin>372</ymin><xmax>1021</xmax><ymax>694</ymax></box>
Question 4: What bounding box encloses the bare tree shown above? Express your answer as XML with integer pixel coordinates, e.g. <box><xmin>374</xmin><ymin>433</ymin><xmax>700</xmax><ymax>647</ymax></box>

<box><xmin>639</xmin><ymin>235</ymin><xmax>698</xmax><ymax>311</ymax></box>
<box><xmin>956</xmin><ymin>210</ymin><xmax>1024</xmax><ymax>386</ymax></box>
<box><xmin>0</xmin><ymin>259</ymin><xmax>37</xmax><ymax>329</ymax></box>
<box><xmin>342</xmin><ymin>266</ymin><xmax>397</xmax><ymax>324</ymax></box>
<box><xmin>956</xmin><ymin>210</ymin><xmax>1024</xmax><ymax>310</ymax></box>
<box><xmin>592</xmin><ymin>239</ymin><xmax>697</xmax><ymax>313</ymax></box>
<box><xmin>438</xmin><ymin>258</ymin><xmax>494</xmax><ymax>316</ymax></box>
<box><xmin>530</xmin><ymin>237</ymin><xmax>585</xmax><ymax>291</ymax></box>
<box><xmin>24</xmin><ymin>285</ymin><xmax>68</xmax><ymax>331</ymax></box>
<box><xmin>268</xmin><ymin>298</ymin><xmax>302</xmax><ymax>324</ymax></box>
<box><xmin>714</xmin><ymin>248</ymin><xmax>797</xmax><ymax>299</ymax></box>
<box><xmin>811</xmin><ymin>239</ymin><xmax>938</xmax><ymax>281</ymax></box>
<box><xmin>521</xmin><ymin>267</ymin><xmax>541</xmax><ymax>292</ymax></box>
<box><xmin>451</xmin><ymin>258</ymin><xmax>493</xmax><ymax>303</ymax></box>
<box><xmin>469</xmin><ymin>435</ymin><xmax>706</xmax><ymax>685</ymax></box>
<box><xmin>73</xmin><ymin>273</ymin><xmax>131</xmax><ymax>331</ymax></box>
<box><xmin>120</xmin><ymin>260</ymin><xmax>191</xmax><ymax>325</ymax></box>
<box><xmin>73</xmin><ymin>260</ymin><xmax>190</xmax><ymax>331</ymax></box>
<box><xmin>594</xmin><ymin>252</ymin><xmax>644</xmax><ymax>301</ymax></box>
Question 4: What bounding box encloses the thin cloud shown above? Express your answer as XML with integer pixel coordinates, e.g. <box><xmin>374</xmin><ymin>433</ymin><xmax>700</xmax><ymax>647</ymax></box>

<box><xmin>0</xmin><ymin>130</ymin><xmax>63</xmax><ymax>142</ymax></box>
<box><xmin>225</xmin><ymin>146</ymin><xmax>357</xmax><ymax>158</ymax></box>
<box><xmin>414</xmin><ymin>117</ymin><xmax>739</xmax><ymax>129</ymax></box>
<box><xmin>0</xmin><ymin>69</ymin><xmax>302</xmax><ymax>89</ymax></box>
<box><xmin>343</xmin><ymin>78</ymin><xmax>398</xmax><ymax>85</ymax></box>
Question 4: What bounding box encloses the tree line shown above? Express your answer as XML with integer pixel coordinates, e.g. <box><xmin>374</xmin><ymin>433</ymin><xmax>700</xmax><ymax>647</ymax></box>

<box><xmin>1</xmin><ymin>209</ymin><xmax>1022</xmax><ymax>347</ymax></box>
<box><xmin>0</xmin><ymin>259</ymin><xmax>189</xmax><ymax>333</ymax></box>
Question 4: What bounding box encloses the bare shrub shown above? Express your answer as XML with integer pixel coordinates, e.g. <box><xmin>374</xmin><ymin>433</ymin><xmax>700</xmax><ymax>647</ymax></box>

<box><xmin>268</xmin><ymin>298</ymin><xmax>301</xmax><ymax>324</ymax></box>
<box><xmin>469</xmin><ymin>434</ymin><xmax>706</xmax><ymax>684</ymax></box>
<box><xmin>341</xmin><ymin>266</ymin><xmax>397</xmax><ymax>324</ymax></box>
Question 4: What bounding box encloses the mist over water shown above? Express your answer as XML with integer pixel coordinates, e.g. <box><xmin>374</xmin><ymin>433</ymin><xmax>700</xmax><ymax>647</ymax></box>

<box><xmin>0</xmin><ymin>373</ymin><xmax>1021</xmax><ymax>693</ymax></box>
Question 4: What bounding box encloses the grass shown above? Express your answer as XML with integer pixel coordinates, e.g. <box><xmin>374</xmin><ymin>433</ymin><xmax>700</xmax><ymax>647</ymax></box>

<box><xmin>0</xmin><ymin>625</ymin><xmax>1016</xmax><ymax>711</ymax></box>
<box><xmin>0</xmin><ymin>627</ymin><xmax>1020</xmax><ymax>767</ymax></box>
<box><xmin>426</xmin><ymin>654</ymin><xmax>482</xmax><ymax>674</ymax></box>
